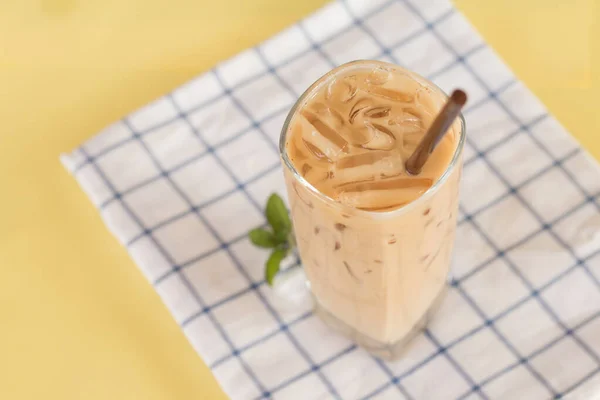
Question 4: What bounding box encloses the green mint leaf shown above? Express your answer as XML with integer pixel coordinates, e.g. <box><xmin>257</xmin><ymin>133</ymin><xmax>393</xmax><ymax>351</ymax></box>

<box><xmin>265</xmin><ymin>193</ymin><xmax>291</xmax><ymax>235</ymax></box>
<box><xmin>248</xmin><ymin>228</ymin><xmax>277</xmax><ymax>248</ymax></box>
<box><xmin>273</xmin><ymin>229</ymin><xmax>289</xmax><ymax>246</ymax></box>
<box><xmin>265</xmin><ymin>248</ymin><xmax>287</xmax><ymax>286</ymax></box>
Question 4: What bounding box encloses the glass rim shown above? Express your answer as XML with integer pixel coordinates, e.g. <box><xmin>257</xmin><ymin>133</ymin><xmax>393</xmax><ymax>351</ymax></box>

<box><xmin>279</xmin><ymin>59</ymin><xmax>466</xmax><ymax>219</ymax></box>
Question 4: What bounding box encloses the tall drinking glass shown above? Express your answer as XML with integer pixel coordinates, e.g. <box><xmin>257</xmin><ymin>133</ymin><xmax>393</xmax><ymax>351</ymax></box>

<box><xmin>280</xmin><ymin>60</ymin><xmax>465</xmax><ymax>360</ymax></box>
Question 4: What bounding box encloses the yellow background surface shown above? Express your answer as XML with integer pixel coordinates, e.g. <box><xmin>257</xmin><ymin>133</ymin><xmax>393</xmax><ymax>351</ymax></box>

<box><xmin>0</xmin><ymin>0</ymin><xmax>598</xmax><ymax>399</ymax></box>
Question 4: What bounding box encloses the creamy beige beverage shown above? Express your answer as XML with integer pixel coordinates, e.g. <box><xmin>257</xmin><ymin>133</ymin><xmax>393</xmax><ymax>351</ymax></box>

<box><xmin>280</xmin><ymin>61</ymin><xmax>464</xmax><ymax>359</ymax></box>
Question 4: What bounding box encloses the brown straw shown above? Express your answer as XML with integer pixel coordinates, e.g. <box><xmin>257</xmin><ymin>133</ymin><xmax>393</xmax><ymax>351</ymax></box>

<box><xmin>405</xmin><ymin>89</ymin><xmax>467</xmax><ymax>175</ymax></box>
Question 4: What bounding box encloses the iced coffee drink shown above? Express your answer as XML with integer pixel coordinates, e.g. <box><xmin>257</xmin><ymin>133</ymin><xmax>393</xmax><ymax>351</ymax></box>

<box><xmin>279</xmin><ymin>61</ymin><xmax>464</xmax><ymax>359</ymax></box>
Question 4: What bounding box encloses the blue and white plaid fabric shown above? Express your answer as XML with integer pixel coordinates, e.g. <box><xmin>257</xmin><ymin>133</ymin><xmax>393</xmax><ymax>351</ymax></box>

<box><xmin>61</xmin><ymin>0</ymin><xmax>600</xmax><ymax>398</ymax></box>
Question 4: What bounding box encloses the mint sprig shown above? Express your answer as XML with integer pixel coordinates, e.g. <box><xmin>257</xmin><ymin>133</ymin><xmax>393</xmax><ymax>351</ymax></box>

<box><xmin>266</xmin><ymin>193</ymin><xmax>292</xmax><ymax>234</ymax></box>
<box><xmin>265</xmin><ymin>248</ymin><xmax>287</xmax><ymax>285</ymax></box>
<box><xmin>248</xmin><ymin>228</ymin><xmax>279</xmax><ymax>248</ymax></box>
<box><xmin>248</xmin><ymin>193</ymin><xmax>293</xmax><ymax>285</ymax></box>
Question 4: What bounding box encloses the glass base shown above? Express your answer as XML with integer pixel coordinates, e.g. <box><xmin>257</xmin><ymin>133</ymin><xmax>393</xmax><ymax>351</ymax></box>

<box><xmin>312</xmin><ymin>285</ymin><xmax>448</xmax><ymax>361</ymax></box>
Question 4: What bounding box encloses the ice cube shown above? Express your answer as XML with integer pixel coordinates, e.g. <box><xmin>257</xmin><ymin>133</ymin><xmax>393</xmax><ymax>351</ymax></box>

<box><xmin>361</xmin><ymin>122</ymin><xmax>397</xmax><ymax>150</ymax></box>
<box><xmin>303</xmin><ymin>111</ymin><xmax>348</xmax><ymax>150</ymax></box>
<box><xmin>304</xmin><ymin>164</ymin><xmax>329</xmax><ymax>183</ymax></box>
<box><xmin>388</xmin><ymin>109</ymin><xmax>424</xmax><ymax>137</ymax></box>
<box><xmin>301</xmin><ymin>163</ymin><xmax>312</xmax><ymax>176</ymax></box>
<box><xmin>349</xmin><ymin>98</ymin><xmax>374</xmax><ymax>124</ymax></box>
<box><xmin>364</xmin><ymin>106</ymin><xmax>391</xmax><ymax>119</ymax></box>
<box><xmin>333</xmin><ymin>170</ymin><xmax>375</xmax><ymax>187</ymax></box>
<box><xmin>290</xmin><ymin>142</ymin><xmax>307</xmax><ymax>161</ymax></box>
<box><xmin>298</xmin><ymin>114</ymin><xmax>347</xmax><ymax>162</ymax></box>
<box><xmin>365</xmin><ymin>66</ymin><xmax>392</xmax><ymax>86</ymax></box>
<box><xmin>288</xmin><ymin>127</ymin><xmax>309</xmax><ymax>161</ymax></box>
<box><xmin>366</xmin><ymin>86</ymin><xmax>415</xmax><ymax>103</ymax></box>
<box><xmin>336</xmin><ymin>150</ymin><xmax>391</xmax><ymax>169</ymax></box>
<box><xmin>389</xmin><ymin>108</ymin><xmax>423</xmax><ymax>127</ymax></box>
<box><xmin>338</xmin><ymin>190</ymin><xmax>409</xmax><ymax>211</ymax></box>
<box><xmin>326</xmin><ymin>75</ymin><xmax>358</xmax><ymax>103</ymax></box>
<box><xmin>339</xmin><ymin>124</ymin><xmax>373</xmax><ymax>146</ymax></box>
<box><xmin>311</xmin><ymin>102</ymin><xmax>345</xmax><ymax>129</ymax></box>
<box><xmin>403</xmin><ymin>132</ymin><xmax>422</xmax><ymax>147</ymax></box>
<box><xmin>339</xmin><ymin>176</ymin><xmax>433</xmax><ymax>192</ymax></box>
<box><xmin>337</xmin><ymin>177</ymin><xmax>433</xmax><ymax>210</ymax></box>
<box><xmin>302</xmin><ymin>140</ymin><xmax>330</xmax><ymax>162</ymax></box>
<box><xmin>335</xmin><ymin>151</ymin><xmax>405</xmax><ymax>184</ymax></box>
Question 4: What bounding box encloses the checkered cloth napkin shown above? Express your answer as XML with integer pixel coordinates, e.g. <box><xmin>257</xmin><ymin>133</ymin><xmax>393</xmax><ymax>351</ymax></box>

<box><xmin>60</xmin><ymin>0</ymin><xmax>600</xmax><ymax>398</ymax></box>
